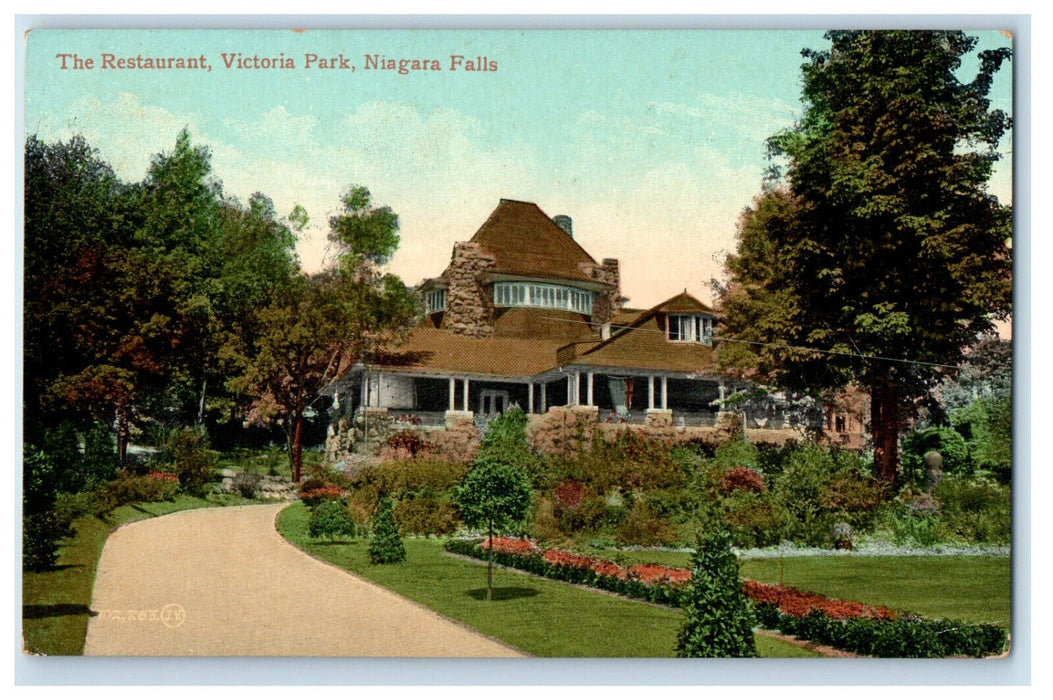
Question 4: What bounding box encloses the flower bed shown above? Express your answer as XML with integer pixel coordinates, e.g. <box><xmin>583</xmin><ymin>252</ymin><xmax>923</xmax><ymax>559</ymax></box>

<box><xmin>449</xmin><ymin>537</ymin><xmax>1008</xmax><ymax>657</ymax></box>
<box><xmin>742</xmin><ymin>579</ymin><xmax>895</xmax><ymax>620</ymax></box>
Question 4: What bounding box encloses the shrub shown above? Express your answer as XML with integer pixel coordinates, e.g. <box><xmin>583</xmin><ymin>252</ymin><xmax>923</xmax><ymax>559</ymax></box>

<box><xmin>308</xmin><ymin>499</ymin><xmax>358</xmax><ymax>540</ymax></box>
<box><xmin>527</xmin><ymin>498</ymin><xmax>563</xmax><ymax>544</ymax></box>
<box><xmin>901</xmin><ymin>427</ymin><xmax>971</xmax><ymax>481</ymax></box>
<box><xmin>81</xmin><ymin>424</ymin><xmax>119</xmax><ymax>489</ymax></box>
<box><xmin>165</xmin><ymin>428</ymin><xmax>216</xmax><ymax>497</ymax></box>
<box><xmin>720</xmin><ymin>466</ymin><xmax>766</xmax><ymax>495</ymax></box>
<box><xmin>617</xmin><ymin>500</ymin><xmax>677</xmax><ymax>546</ymax></box>
<box><xmin>356</xmin><ymin>458</ymin><xmax>468</xmax><ymax>496</ymax></box>
<box><xmin>92</xmin><ymin>472</ymin><xmax>180</xmax><ymax>513</ymax></box>
<box><xmin>385</xmin><ymin>431</ymin><xmax>425</xmax><ymax>457</ymax></box>
<box><xmin>676</xmin><ymin>530</ymin><xmax>757</xmax><ymax>658</ymax></box>
<box><xmin>40</xmin><ymin>421</ymin><xmax>85</xmax><ymax>493</ymax></box>
<box><xmin>23</xmin><ymin>447</ymin><xmax>72</xmax><ymax>571</ymax></box>
<box><xmin>368</xmin><ymin>496</ymin><xmax>406</xmax><ymax>564</ymax></box>
<box><xmin>233</xmin><ymin>471</ymin><xmax>263</xmax><ymax>499</ymax></box>
<box><xmin>819</xmin><ymin>471</ymin><xmax>886</xmax><ymax>529</ymax></box>
<box><xmin>933</xmin><ymin>475</ymin><xmax>1011</xmax><ymax>544</ymax></box>
<box><xmin>300</xmin><ymin>485</ymin><xmax>345</xmax><ymax>508</ymax></box>
<box><xmin>393</xmin><ymin>494</ymin><xmax>460</xmax><ymax>536</ymax></box>
<box><xmin>722</xmin><ymin>494</ymin><xmax>783</xmax><ymax>548</ymax></box>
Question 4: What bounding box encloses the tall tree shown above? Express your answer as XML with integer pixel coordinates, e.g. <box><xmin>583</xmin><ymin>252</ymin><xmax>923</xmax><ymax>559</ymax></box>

<box><xmin>719</xmin><ymin>31</ymin><xmax>1012</xmax><ymax>481</ymax></box>
<box><xmin>229</xmin><ymin>186</ymin><xmax>417</xmax><ymax>481</ymax></box>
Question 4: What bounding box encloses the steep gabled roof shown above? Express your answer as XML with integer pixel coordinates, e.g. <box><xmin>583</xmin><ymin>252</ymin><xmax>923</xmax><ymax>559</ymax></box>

<box><xmin>651</xmin><ymin>290</ymin><xmax>716</xmax><ymax>315</ymax></box>
<box><xmin>564</xmin><ymin>291</ymin><xmax>719</xmax><ymax>373</ymax></box>
<box><xmin>467</xmin><ymin>199</ymin><xmax>600</xmax><ymax>283</ymax></box>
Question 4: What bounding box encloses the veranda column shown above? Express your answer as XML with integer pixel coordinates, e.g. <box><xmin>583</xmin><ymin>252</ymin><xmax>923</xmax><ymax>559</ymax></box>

<box><xmin>567</xmin><ymin>374</ymin><xmax>575</xmax><ymax>406</ymax></box>
<box><xmin>541</xmin><ymin>383</ymin><xmax>547</xmax><ymax>412</ymax></box>
<box><xmin>463</xmin><ymin>378</ymin><xmax>470</xmax><ymax>411</ymax></box>
<box><xmin>587</xmin><ymin>372</ymin><xmax>594</xmax><ymax>406</ymax></box>
<box><xmin>449</xmin><ymin>377</ymin><xmax>456</xmax><ymax>411</ymax></box>
<box><xmin>648</xmin><ymin>375</ymin><xmax>655</xmax><ymax>410</ymax></box>
<box><xmin>661</xmin><ymin>376</ymin><xmax>668</xmax><ymax>410</ymax></box>
<box><xmin>528</xmin><ymin>383</ymin><xmax>534</xmax><ymax>414</ymax></box>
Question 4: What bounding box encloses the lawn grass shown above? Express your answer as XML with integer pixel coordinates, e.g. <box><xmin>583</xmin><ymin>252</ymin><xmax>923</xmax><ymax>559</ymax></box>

<box><xmin>583</xmin><ymin>548</ymin><xmax>1010</xmax><ymax>627</ymax></box>
<box><xmin>22</xmin><ymin>493</ymin><xmax>258</xmax><ymax>656</ymax></box>
<box><xmin>277</xmin><ymin>502</ymin><xmax>819</xmax><ymax>658</ymax></box>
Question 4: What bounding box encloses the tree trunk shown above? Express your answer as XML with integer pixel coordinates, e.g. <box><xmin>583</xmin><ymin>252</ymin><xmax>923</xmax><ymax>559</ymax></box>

<box><xmin>487</xmin><ymin>519</ymin><xmax>494</xmax><ymax>601</ymax></box>
<box><xmin>870</xmin><ymin>381</ymin><xmax>901</xmax><ymax>483</ymax></box>
<box><xmin>115</xmin><ymin>403</ymin><xmax>130</xmax><ymax>465</ymax></box>
<box><xmin>291</xmin><ymin>409</ymin><xmax>304</xmax><ymax>483</ymax></box>
<box><xmin>197</xmin><ymin>378</ymin><xmax>207</xmax><ymax>427</ymax></box>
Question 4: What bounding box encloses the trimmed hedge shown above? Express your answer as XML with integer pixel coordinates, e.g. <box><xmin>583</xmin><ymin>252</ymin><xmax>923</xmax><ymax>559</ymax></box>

<box><xmin>754</xmin><ymin>605</ymin><xmax>1007</xmax><ymax>658</ymax></box>
<box><xmin>446</xmin><ymin>538</ymin><xmax>1008</xmax><ymax>658</ymax></box>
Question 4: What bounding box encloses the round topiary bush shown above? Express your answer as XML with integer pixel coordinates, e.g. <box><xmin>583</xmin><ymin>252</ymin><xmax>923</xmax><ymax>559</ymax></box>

<box><xmin>308</xmin><ymin>499</ymin><xmax>358</xmax><ymax>541</ymax></box>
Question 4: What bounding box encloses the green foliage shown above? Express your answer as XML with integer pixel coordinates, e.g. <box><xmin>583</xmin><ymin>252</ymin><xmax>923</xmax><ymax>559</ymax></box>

<box><xmin>616</xmin><ymin>500</ymin><xmax>677</xmax><ymax>547</ymax></box>
<box><xmin>676</xmin><ymin>530</ymin><xmax>758</xmax><ymax>658</ymax></box>
<box><xmin>393</xmin><ymin>494</ymin><xmax>460</xmax><ymax>536</ymax></box>
<box><xmin>356</xmin><ymin>458</ymin><xmax>468</xmax><ymax>496</ymax></box>
<box><xmin>368</xmin><ymin>496</ymin><xmax>406</xmax><ymax>564</ymax></box>
<box><xmin>719</xmin><ymin>31</ymin><xmax>1012</xmax><ymax>482</ymax></box>
<box><xmin>232</xmin><ymin>471</ymin><xmax>263</xmax><ymax>499</ymax></box>
<box><xmin>769</xmin><ymin>609</ymin><xmax>1007</xmax><ymax>658</ymax></box>
<box><xmin>23</xmin><ymin>448</ymin><xmax>71</xmax><ymax>571</ymax></box>
<box><xmin>165</xmin><ymin>428</ymin><xmax>216</xmax><ymax>496</ymax></box>
<box><xmin>80</xmin><ymin>423</ymin><xmax>118</xmax><ymax>490</ymax></box>
<box><xmin>455</xmin><ymin>455</ymin><xmax>534</xmax><ymax>535</ymax></box>
<box><xmin>939</xmin><ymin>338</ymin><xmax>1012</xmax><ymax>415</ymax></box>
<box><xmin>951</xmin><ymin>397</ymin><xmax>1011</xmax><ymax>483</ymax></box>
<box><xmin>721</xmin><ymin>493</ymin><xmax>783</xmax><ymax>548</ymax></box>
<box><xmin>901</xmin><ymin>426</ymin><xmax>971</xmax><ymax>481</ymax></box>
<box><xmin>308</xmin><ymin>499</ymin><xmax>358</xmax><ymax>540</ymax></box>
<box><xmin>91</xmin><ymin>472</ymin><xmax>180</xmax><ymax>514</ymax></box>
<box><xmin>932</xmin><ymin>476</ymin><xmax>1011</xmax><ymax>544</ymax></box>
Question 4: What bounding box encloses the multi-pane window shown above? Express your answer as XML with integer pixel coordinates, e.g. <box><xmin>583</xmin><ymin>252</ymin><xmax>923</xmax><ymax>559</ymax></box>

<box><xmin>425</xmin><ymin>289</ymin><xmax>446</xmax><ymax>314</ymax></box>
<box><xmin>493</xmin><ymin>281</ymin><xmax>594</xmax><ymax>314</ymax></box>
<box><xmin>667</xmin><ymin>314</ymin><xmax>713</xmax><ymax>346</ymax></box>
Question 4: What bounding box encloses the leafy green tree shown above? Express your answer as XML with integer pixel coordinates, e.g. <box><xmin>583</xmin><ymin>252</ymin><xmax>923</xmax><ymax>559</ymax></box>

<box><xmin>676</xmin><ymin>529</ymin><xmax>757</xmax><ymax>658</ymax></box>
<box><xmin>368</xmin><ymin>496</ymin><xmax>406</xmax><ymax>563</ymax></box>
<box><xmin>719</xmin><ymin>31</ymin><xmax>1011</xmax><ymax>481</ymax></box>
<box><xmin>455</xmin><ymin>454</ymin><xmax>533</xmax><ymax>601</ymax></box>
<box><xmin>228</xmin><ymin>187</ymin><xmax>416</xmax><ymax>481</ymax></box>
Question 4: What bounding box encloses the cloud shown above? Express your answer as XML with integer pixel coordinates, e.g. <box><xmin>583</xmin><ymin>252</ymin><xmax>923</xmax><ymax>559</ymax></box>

<box><xmin>32</xmin><ymin>92</ymin><xmax>202</xmax><ymax>182</ymax></box>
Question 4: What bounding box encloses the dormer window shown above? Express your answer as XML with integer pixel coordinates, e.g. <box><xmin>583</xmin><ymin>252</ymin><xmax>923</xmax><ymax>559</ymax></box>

<box><xmin>668</xmin><ymin>314</ymin><xmax>713</xmax><ymax>346</ymax></box>
<box><xmin>425</xmin><ymin>289</ymin><xmax>446</xmax><ymax>314</ymax></box>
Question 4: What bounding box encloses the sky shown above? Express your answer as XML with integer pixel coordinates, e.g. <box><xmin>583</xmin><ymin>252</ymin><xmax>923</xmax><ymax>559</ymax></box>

<box><xmin>23</xmin><ymin>28</ymin><xmax>1014</xmax><ymax>310</ymax></box>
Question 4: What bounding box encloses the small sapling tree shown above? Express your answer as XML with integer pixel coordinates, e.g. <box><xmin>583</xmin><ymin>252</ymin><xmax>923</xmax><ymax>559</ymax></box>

<box><xmin>676</xmin><ymin>529</ymin><xmax>758</xmax><ymax>658</ymax></box>
<box><xmin>455</xmin><ymin>454</ymin><xmax>533</xmax><ymax>601</ymax></box>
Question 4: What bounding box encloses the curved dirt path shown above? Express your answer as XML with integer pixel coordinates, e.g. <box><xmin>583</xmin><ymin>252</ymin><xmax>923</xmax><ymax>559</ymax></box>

<box><xmin>84</xmin><ymin>504</ymin><xmax>523</xmax><ymax>657</ymax></box>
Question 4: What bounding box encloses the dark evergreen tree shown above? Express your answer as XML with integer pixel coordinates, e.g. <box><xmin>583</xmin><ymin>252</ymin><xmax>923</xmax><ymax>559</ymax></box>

<box><xmin>676</xmin><ymin>529</ymin><xmax>757</xmax><ymax>658</ymax></box>
<box><xmin>368</xmin><ymin>496</ymin><xmax>406</xmax><ymax>564</ymax></box>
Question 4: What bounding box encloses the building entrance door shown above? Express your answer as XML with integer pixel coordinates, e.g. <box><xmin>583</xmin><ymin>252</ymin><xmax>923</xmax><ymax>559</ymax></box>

<box><xmin>479</xmin><ymin>389</ymin><xmax>510</xmax><ymax>416</ymax></box>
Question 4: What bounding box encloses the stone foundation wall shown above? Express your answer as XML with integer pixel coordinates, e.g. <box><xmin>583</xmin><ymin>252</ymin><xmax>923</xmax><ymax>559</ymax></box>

<box><xmin>443</xmin><ymin>242</ymin><xmax>496</xmax><ymax>337</ymax></box>
<box><xmin>325</xmin><ymin>407</ymin><xmax>804</xmax><ymax>465</ymax></box>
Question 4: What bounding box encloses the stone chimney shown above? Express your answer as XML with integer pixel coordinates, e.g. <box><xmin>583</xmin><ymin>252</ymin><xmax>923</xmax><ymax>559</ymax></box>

<box><xmin>590</xmin><ymin>257</ymin><xmax>622</xmax><ymax>326</ymax></box>
<box><xmin>553</xmin><ymin>215</ymin><xmax>573</xmax><ymax>238</ymax></box>
<box><xmin>442</xmin><ymin>242</ymin><xmax>496</xmax><ymax>337</ymax></box>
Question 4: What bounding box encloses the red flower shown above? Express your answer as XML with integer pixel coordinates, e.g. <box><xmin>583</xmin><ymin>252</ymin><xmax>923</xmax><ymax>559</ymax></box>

<box><xmin>741</xmin><ymin>579</ymin><xmax>896</xmax><ymax>620</ymax></box>
<box><xmin>146</xmin><ymin>471</ymin><xmax>179</xmax><ymax>482</ymax></box>
<box><xmin>721</xmin><ymin>466</ymin><xmax>766</xmax><ymax>494</ymax></box>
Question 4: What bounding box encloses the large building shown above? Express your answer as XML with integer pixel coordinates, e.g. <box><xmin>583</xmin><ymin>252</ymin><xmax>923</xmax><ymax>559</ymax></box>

<box><xmin>325</xmin><ymin>198</ymin><xmax>863</xmax><ymax>451</ymax></box>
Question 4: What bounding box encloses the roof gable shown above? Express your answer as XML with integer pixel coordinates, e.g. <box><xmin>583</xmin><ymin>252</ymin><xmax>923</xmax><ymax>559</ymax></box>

<box><xmin>468</xmin><ymin>199</ymin><xmax>599</xmax><ymax>283</ymax></box>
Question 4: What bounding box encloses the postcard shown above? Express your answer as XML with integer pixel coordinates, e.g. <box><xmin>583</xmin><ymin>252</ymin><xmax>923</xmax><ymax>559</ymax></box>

<box><xmin>21</xmin><ymin>26</ymin><xmax>1016</xmax><ymax>667</ymax></box>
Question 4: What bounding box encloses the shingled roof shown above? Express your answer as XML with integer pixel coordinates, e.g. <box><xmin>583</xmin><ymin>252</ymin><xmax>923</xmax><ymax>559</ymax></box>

<box><xmin>464</xmin><ymin>199</ymin><xmax>600</xmax><ymax>284</ymax></box>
